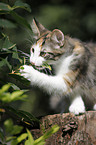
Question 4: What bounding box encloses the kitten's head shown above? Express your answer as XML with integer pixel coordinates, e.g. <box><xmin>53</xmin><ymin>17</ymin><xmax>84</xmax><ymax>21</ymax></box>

<box><xmin>30</xmin><ymin>18</ymin><xmax>65</xmax><ymax>66</ymax></box>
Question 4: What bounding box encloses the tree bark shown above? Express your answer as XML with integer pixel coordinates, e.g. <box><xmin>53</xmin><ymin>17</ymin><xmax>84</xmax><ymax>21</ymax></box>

<box><xmin>31</xmin><ymin>111</ymin><xmax>96</xmax><ymax>145</ymax></box>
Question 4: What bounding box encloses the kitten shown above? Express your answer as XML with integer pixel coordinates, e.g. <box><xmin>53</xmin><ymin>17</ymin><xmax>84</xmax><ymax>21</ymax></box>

<box><xmin>20</xmin><ymin>18</ymin><xmax>96</xmax><ymax>115</ymax></box>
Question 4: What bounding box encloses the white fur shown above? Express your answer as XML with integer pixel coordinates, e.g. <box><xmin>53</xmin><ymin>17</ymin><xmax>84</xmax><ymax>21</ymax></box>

<box><xmin>56</xmin><ymin>54</ymin><xmax>74</xmax><ymax>75</ymax></box>
<box><xmin>20</xmin><ymin>52</ymin><xmax>75</xmax><ymax>95</ymax></box>
<box><xmin>30</xmin><ymin>43</ymin><xmax>45</xmax><ymax>66</ymax></box>
<box><xmin>69</xmin><ymin>96</ymin><xmax>85</xmax><ymax>115</ymax></box>
<box><xmin>20</xmin><ymin>65</ymin><xmax>69</xmax><ymax>95</ymax></box>
<box><xmin>93</xmin><ymin>104</ymin><xmax>96</xmax><ymax>110</ymax></box>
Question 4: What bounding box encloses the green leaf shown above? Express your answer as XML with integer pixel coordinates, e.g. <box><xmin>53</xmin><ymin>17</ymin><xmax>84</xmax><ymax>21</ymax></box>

<box><xmin>0</xmin><ymin>58</ymin><xmax>12</xmax><ymax>70</ymax></box>
<box><xmin>17</xmin><ymin>110</ymin><xmax>40</xmax><ymax>123</ymax></box>
<box><xmin>6</xmin><ymin>136</ymin><xmax>16</xmax><ymax>142</ymax></box>
<box><xmin>4</xmin><ymin>119</ymin><xmax>13</xmax><ymax>134</ymax></box>
<box><xmin>9</xmin><ymin>90</ymin><xmax>27</xmax><ymax>102</ymax></box>
<box><xmin>42</xmin><ymin>62</ymin><xmax>52</xmax><ymax>71</ymax></box>
<box><xmin>5</xmin><ymin>106</ymin><xmax>39</xmax><ymax>127</ymax></box>
<box><xmin>12</xmin><ymin>125</ymin><xmax>23</xmax><ymax>135</ymax></box>
<box><xmin>2</xmin><ymin>36</ymin><xmax>16</xmax><ymax>50</ymax></box>
<box><xmin>11</xmin><ymin>139</ymin><xmax>18</xmax><ymax>145</ymax></box>
<box><xmin>0</xmin><ymin>19</ymin><xmax>16</xmax><ymax>28</ymax></box>
<box><xmin>0</xmin><ymin>93</ymin><xmax>11</xmax><ymax>102</ymax></box>
<box><xmin>25</xmin><ymin>139</ymin><xmax>30</xmax><ymax>145</ymax></box>
<box><xmin>9</xmin><ymin>83</ymin><xmax>20</xmax><ymax>90</ymax></box>
<box><xmin>17</xmin><ymin>133</ymin><xmax>28</xmax><ymax>143</ymax></box>
<box><xmin>9</xmin><ymin>73</ymin><xmax>30</xmax><ymax>86</ymax></box>
<box><xmin>0</xmin><ymin>1</ymin><xmax>31</xmax><ymax>13</ymax></box>
<box><xmin>0</xmin><ymin>84</ymin><xmax>10</xmax><ymax>93</ymax></box>
<box><xmin>12</xmin><ymin>51</ymin><xmax>19</xmax><ymax>59</ymax></box>
<box><xmin>10</xmin><ymin>11</ymin><xmax>32</xmax><ymax>31</ymax></box>
<box><xmin>0</xmin><ymin>2</ymin><xmax>12</xmax><ymax>12</ymax></box>
<box><xmin>13</xmin><ymin>0</ymin><xmax>31</xmax><ymax>12</ymax></box>
<box><xmin>10</xmin><ymin>90</ymin><xmax>24</xmax><ymax>100</ymax></box>
<box><xmin>0</xmin><ymin>59</ymin><xmax>6</xmax><ymax>68</ymax></box>
<box><xmin>20</xmin><ymin>66</ymin><xmax>24</xmax><ymax>70</ymax></box>
<box><xmin>4</xmin><ymin>119</ymin><xmax>23</xmax><ymax>137</ymax></box>
<box><xmin>34</xmin><ymin>125</ymin><xmax>59</xmax><ymax>144</ymax></box>
<box><xmin>26</xmin><ymin>129</ymin><xmax>34</xmax><ymax>145</ymax></box>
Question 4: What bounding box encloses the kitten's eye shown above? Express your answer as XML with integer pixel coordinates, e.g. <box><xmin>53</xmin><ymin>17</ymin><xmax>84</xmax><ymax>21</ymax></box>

<box><xmin>31</xmin><ymin>48</ymin><xmax>34</xmax><ymax>53</ymax></box>
<box><xmin>40</xmin><ymin>51</ymin><xmax>46</xmax><ymax>56</ymax></box>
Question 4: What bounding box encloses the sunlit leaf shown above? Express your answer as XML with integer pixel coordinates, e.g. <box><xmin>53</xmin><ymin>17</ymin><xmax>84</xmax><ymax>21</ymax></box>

<box><xmin>17</xmin><ymin>133</ymin><xmax>28</xmax><ymax>143</ymax></box>
<box><xmin>42</xmin><ymin>62</ymin><xmax>52</xmax><ymax>71</ymax></box>
<box><xmin>20</xmin><ymin>66</ymin><xmax>24</xmax><ymax>70</ymax></box>
<box><xmin>6</xmin><ymin>136</ymin><xmax>16</xmax><ymax>142</ymax></box>
<box><xmin>25</xmin><ymin>139</ymin><xmax>29</xmax><ymax>145</ymax></box>
<box><xmin>8</xmin><ymin>90</ymin><xmax>27</xmax><ymax>102</ymax></box>
<box><xmin>34</xmin><ymin>125</ymin><xmax>59</xmax><ymax>144</ymax></box>
<box><xmin>10</xmin><ymin>90</ymin><xmax>24</xmax><ymax>99</ymax></box>
<box><xmin>0</xmin><ymin>84</ymin><xmax>10</xmax><ymax>93</ymax></box>
<box><xmin>0</xmin><ymin>92</ymin><xmax>11</xmax><ymax>102</ymax></box>
<box><xmin>26</xmin><ymin>129</ymin><xmax>34</xmax><ymax>145</ymax></box>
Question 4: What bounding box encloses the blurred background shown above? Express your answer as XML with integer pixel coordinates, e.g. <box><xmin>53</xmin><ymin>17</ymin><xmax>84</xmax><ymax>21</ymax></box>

<box><xmin>0</xmin><ymin>0</ymin><xmax>96</xmax><ymax>117</ymax></box>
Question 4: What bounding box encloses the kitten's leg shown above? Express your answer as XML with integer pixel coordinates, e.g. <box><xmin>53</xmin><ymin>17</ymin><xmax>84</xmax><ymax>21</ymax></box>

<box><xmin>69</xmin><ymin>96</ymin><xmax>85</xmax><ymax>115</ymax></box>
<box><xmin>93</xmin><ymin>104</ymin><xmax>96</xmax><ymax>110</ymax></box>
<box><xmin>20</xmin><ymin>65</ymin><xmax>69</xmax><ymax>95</ymax></box>
<box><xmin>50</xmin><ymin>95</ymin><xmax>62</xmax><ymax>109</ymax></box>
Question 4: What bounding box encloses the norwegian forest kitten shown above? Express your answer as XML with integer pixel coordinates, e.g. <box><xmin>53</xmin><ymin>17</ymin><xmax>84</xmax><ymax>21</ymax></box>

<box><xmin>20</xmin><ymin>18</ymin><xmax>96</xmax><ymax>115</ymax></box>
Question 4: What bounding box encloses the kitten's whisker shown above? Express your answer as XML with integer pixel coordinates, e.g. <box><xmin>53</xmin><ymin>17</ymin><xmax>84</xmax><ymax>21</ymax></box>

<box><xmin>44</xmin><ymin>68</ymin><xmax>48</xmax><ymax>75</ymax></box>
<box><xmin>24</xmin><ymin>28</ymin><xmax>33</xmax><ymax>41</ymax></box>
<box><xmin>48</xmin><ymin>69</ymin><xmax>52</xmax><ymax>75</ymax></box>
<box><xmin>21</xmin><ymin>56</ymin><xmax>29</xmax><ymax>58</ymax></box>
<box><xmin>18</xmin><ymin>50</ymin><xmax>30</xmax><ymax>57</ymax></box>
<box><xmin>25</xmin><ymin>38</ymin><xmax>33</xmax><ymax>45</ymax></box>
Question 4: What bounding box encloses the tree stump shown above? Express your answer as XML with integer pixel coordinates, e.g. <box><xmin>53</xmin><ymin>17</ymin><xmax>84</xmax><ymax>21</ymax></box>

<box><xmin>32</xmin><ymin>111</ymin><xmax>96</xmax><ymax>145</ymax></box>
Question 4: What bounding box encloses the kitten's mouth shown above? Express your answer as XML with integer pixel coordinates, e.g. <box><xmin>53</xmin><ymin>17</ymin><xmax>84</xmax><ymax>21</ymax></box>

<box><xmin>31</xmin><ymin>63</ymin><xmax>53</xmax><ymax>75</ymax></box>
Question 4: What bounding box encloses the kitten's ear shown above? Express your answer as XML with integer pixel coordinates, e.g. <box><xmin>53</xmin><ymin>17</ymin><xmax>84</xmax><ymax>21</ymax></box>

<box><xmin>51</xmin><ymin>29</ymin><xmax>64</xmax><ymax>46</ymax></box>
<box><xmin>31</xmin><ymin>18</ymin><xmax>47</xmax><ymax>39</ymax></box>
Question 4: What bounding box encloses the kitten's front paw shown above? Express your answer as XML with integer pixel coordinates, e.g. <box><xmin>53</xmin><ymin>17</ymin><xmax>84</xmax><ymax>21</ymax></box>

<box><xmin>69</xmin><ymin>96</ymin><xmax>85</xmax><ymax>115</ymax></box>
<box><xmin>93</xmin><ymin>104</ymin><xmax>96</xmax><ymax>110</ymax></box>
<box><xmin>20</xmin><ymin>65</ymin><xmax>34</xmax><ymax>80</ymax></box>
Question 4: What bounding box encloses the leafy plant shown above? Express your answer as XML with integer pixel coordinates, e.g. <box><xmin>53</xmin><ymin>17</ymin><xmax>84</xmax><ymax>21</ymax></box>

<box><xmin>1</xmin><ymin>117</ymin><xmax>59</xmax><ymax>145</ymax></box>
<box><xmin>25</xmin><ymin>125</ymin><xmax>59</xmax><ymax>145</ymax></box>
<box><xmin>0</xmin><ymin>84</ymin><xmax>59</xmax><ymax>144</ymax></box>
<box><xmin>0</xmin><ymin>84</ymin><xmax>27</xmax><ymax>103</ymax></box>
<box><xmin>0</xmin><ymin>1</ymin><xmax>60</xmax><ymax>145</ymax></box>
<box><xmin>0</xmin><ymin>0</ymin><xmax>32</xmax><ymax>86</ymax></box>
<box><xmin>0</xmin><ymin>0</ymin><xmax>32</xmax><ymax>30</ymax></box>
